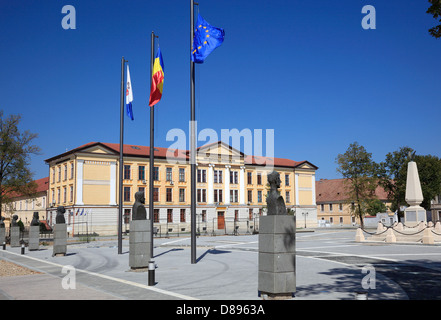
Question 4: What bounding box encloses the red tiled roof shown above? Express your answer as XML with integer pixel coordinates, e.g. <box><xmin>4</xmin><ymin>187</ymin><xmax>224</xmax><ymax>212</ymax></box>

<box><xmin>316</xmin><ymin>178</ymin><xmax>388</xmax><ymax>203</ymax></box>
<box><xmin>45</xmin><ymin>141</ymin><xmax>317</xmax><ymax>170</ymax></box>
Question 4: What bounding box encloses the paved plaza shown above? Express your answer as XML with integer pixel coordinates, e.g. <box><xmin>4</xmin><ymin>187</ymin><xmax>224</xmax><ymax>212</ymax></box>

<box><xmin>1</xmin><ymin>229</ymin><xmax>441</xmax><ymax>300</ymax></box>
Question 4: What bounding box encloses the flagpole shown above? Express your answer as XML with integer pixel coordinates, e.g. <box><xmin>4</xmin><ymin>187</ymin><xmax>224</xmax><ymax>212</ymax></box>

<box><xmin>190</xmin><ymin>0</ymin><xmax>197</xmax><ymax>264</ymax></box>
<box><xmin>149</xmin><ymin>31</ymin><xmax>157</xmax><ymax>258</ymax></box>
<box><xmin>118</xmin><ymin>56</ymin><xmax>127</xmax><ymax>255</ymax></box>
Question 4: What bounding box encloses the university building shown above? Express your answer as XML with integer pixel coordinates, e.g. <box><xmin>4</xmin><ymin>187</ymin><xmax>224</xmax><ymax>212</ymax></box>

<box><xmin>44</xmin><ymin>141</ymin><xmax>318</xmax><ymax>235</ymax></box>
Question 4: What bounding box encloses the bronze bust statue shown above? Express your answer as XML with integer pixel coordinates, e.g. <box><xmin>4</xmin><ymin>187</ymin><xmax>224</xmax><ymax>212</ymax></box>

<box><xmin>56</xmin><ymin>206</ymin><xmax>66</xmax><ymax>224</ymax></box>
<box><xmin>11</xmin><ymin>215</ymin><xmax>19</xmax><ymax>226</ymax></box>
<box><xmin>31</xmin><ymin>212</ymin><xmax>40</xmax><ymax>226</ymax></box>
<box><xmin>132</xmin><ymin>191</ymin><xmax>147</xmax><ymax>220</ymax></box>
<box><xmin>266</xmin><ymin>171</ymin><xmax>287</xmax><ymax>215</ymax></box>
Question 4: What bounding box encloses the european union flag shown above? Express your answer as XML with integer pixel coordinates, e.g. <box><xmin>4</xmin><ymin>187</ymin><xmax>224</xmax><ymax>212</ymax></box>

<box><xmin>191</xmin><ymin>14</ymin><xmax>225</xmax><ymax>64</ymax></box>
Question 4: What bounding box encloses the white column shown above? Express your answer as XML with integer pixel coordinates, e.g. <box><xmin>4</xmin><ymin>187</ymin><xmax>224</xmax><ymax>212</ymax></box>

<box><xmin>295</xmin><ymin>173</ymin><xmax>299</xmax><ymax>206</ymax></box>
<box><xmin>76</xmin><ymin>159</ymin><xmax>84</xmax><ymax>205</ymax></box>
<box><xmin>109</xmin><ymin>161</ymin><xmax>117</xmax><ymax>205</ymax></box>
<box><xmin>224</xmin><ymin>165</ymin><xmax>231</xmax><ymax>205</ymax></box>
<box><xmin>239</xmin><ymin>166</ymin><xmax>245</xmax><ymax>205</ymax></box>
<box><xmin>311</xmin><ymin>174</ymin><xmax>316</xmax><ymax>206</ymax></box>
<box><xmin>208</xmin><ymin>163</ymin><xmax>214</xmax><ymax>204</ymax></box>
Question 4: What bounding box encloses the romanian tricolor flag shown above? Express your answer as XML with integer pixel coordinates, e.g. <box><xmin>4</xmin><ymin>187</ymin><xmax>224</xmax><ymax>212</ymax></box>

<box><xmin>149</xmin><ymin>47</ymin><xmax>165</xmax><ymax>107</ymax></box>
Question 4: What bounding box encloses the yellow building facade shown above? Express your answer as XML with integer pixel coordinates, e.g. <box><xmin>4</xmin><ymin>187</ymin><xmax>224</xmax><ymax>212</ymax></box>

<box><xmin>44</xmin><ymin>141</ymin><xmax>318</xmax><ymax>235</ymax></box>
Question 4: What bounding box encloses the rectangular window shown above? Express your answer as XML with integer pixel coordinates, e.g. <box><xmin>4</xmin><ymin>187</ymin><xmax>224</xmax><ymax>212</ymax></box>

<box><xmin>202</xmin><ymin>210</ymin><xmax>207</xmax><ymax>222</ymax></box>
<box><xmin>257</xmin><ymin>190</ymin><xmax>262</xmax><ymax>203</ymax></box>
<box><xmin>249</xmin><ymin>209</ymin><xmax>253</xmax><ymax>220</ymax></box>
<box><xmin>166</xmin><ymin>167</ymin><xmax>173</xmax><ymax>182</ymax></box>
<box><xmin>64</xmin><ymin>165</ymin><xmax>67</xmax><ymax>181</ymax></box>
<box><xmin>197</xmin><ymin>189</ymin><xmax>206</xmax><ymax>203</ymax></box>
<box><xmin>214</xmin><ymin>170</ymin><xmax>223</xmax><ymax>184</ymax></box>
<box><xmin>124</xmin><ymin>165</ymin><xmax>131</xmax><ymax>180</ymax></box>
<box><xmin>58</xmin><ymin>166</ymin><xmax>61</xmax><ymax>182</ymax></box>
<box><xmin>167</xmin><ymin>209</ymin><xmax>173</xmax><ymax>223</ymax></box>
<box><xmin>63</xmin><ymin>187</ymin><xmax>67</xmax><ymax>203</ymax></box>
<box><xmin>285</xmin><ymin>174</ymin><xmax>290</xmax><ymax>186</ymax></box>
<box><xmin>247</xmin><ymin>190</ymin><xmax>253</xmax><ymax>203</ymax></box>
<box><xmin>124</xmin><ymin>209</ymin><xmax>131</xmax><ymax>224</ymax></box>
<box><xmin>247</xmin><ymin>172</ymin><xmax>252</xmax><ymax>184</ymax></box>
<box><xmin>257</xmin><ymin>173</ymin><xmax>262</xmax><ymax>185</ymax></box>
<box><xmin>124</xmin><ymin>187</ymin><xmax>131</xmax><ymax>202</ymax></box>
<box><xmin>179</xmin><ymin>168</ymin><xmax>185</xmax><ymax>182</ymax></box>
<box><xmin>70</xmin><ymin>163</ymin><xmax>74</xmax><ymax>179</ymax></box>
<box><xmin>230</xmin><ymin>171</ymin><xmax>238</xmax><ymax>184</ymax></box>
<box><xmin>234</xmin><ymin>210</ymin><xmax>239</xmax><ymax>221</ymax></box>
<box><xmin>230</xmin><ymin>190</ymin><xmax>238</xmax><ymax>203</ymax></box>
<box><xmin>179</xmin><ymin>188</ymin><xmax>185</xmax><ymax>202</ymax></box>
<box><xmin>138</xmin><ymin>187</ymin><xmax>145</xmax><ymax>195</ymax></box>
<box><xmin>285</xmin><ymin>191</ymin><xmax>290</xmax><ymax>203</ymax></box>
<box><xmin>180</xmin><ymin>209</ymin><xmax>186</xmax><ymax>222</ymax></box>
<box><xmin>166</xmin><ymin>188</ymin><xmax>172</xmax><ymax>202</ymax></box>
<box><xmin>214</xmin><ymin>189</ymin><xmax>223</xmax><ymax>203</ymax></box>
<box><xmin>153</xmin><ymin>209</ymin><xmax>159</xmax><ymax>223</ymax></box>
<box><xmin>321</xmin><ymin>204</ymin><xmax>325</xmax><ymax>212</ymax></box>
<box><xmin>329</xmin><ymin>203</ymin><xmax>333</xmax><ymax>212</ymax></box>
<box><xmin>339</xmin><ymin>203</ymin><xmax>343</xmax><ymax>211</ymax></box>
<box><xmin>153</xmin><ymin>167</ymin><xmax>159</xmax><ymax>181</ymax></box>
<box><xmin>197</xmin><ymin>169</ymin><xmax>207</xmax><ymax>183</ymax></box>
<box><xmin>153</xmin><ymin>188</ymin><xmax>159</xmax><ymax>202</ymax></box>
<box><xmin>138</xmin><ymin>166</ymin><xmax>145</xmax><ymax>181</ymax></box>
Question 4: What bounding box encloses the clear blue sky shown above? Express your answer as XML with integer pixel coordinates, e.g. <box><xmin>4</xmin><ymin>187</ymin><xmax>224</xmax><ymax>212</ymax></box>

<box><xmin>1</xmin><ymin>0</ymin><xmax>440</xmax><ymax>181</ymax></box>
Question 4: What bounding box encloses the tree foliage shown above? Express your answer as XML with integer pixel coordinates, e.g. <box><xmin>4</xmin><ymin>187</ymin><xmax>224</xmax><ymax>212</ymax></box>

<box><xmin>0</xmin><ymin>110</ymin><xmax>41</xmax><ymax>217</ymax></box>
<box><xmin>427</xmin><ymin>0</ymin><xmax>441</xmax><ymax>38</ymax></box>
<box><xmin>336</xmin><ymin>142</ymin><xmax>377</xmax><ymax>228</ymax></box>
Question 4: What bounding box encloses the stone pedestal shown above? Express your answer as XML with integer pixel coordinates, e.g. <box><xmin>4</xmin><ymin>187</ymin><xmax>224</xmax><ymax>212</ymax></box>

<box><xmin>10</xmin><ymin>226</ymin><xmax>20</xmax><ymax>247</ymax></box>
<box><xmin>29</xmin><ymin>225</ymin><xmax>40</xmax><ymax>251</ymax></box>
<box><xmin>258</xmin><ymin>215</ymin><xmax>296</xmax><ymax>298</ymax></box>
<box><xmin>404</xmin><ymin>206</ymin><xmax>427</xmax><ymax>227</ymax></box>
<box><xmin>129</xmin><ymin>220</ymin><xmax>151</xmax><ymax>269</ymax></box>
<box><xmin>53</xmin><ymin>224</ymin><xmax>67</xmax><ymax>256</ymax></box>
<box><xmin>0</xmin><ymin>228</ymin><xmax>5</xmax><ymax>245</ymax></box>
<box><xmin>404</xmin><ymin>161</ymin><xmax>426</xmax><ymax>226</ymax></box>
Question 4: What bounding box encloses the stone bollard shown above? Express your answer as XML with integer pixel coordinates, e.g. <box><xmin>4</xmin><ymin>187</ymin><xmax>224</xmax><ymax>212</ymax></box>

<box><xmin>10</xmin><ymin>226</ymin><xmax>20</xmax><ymax>247</ymax></box>
<box><xmin>53</xmin><ymin>224</ymin><xmax>67</xmax><ymax>256</ymax></box>
<box><xmin>385</xmin><ymin>228</ymin><xmax>396</xmax><ymax>243</ymax></box>
<box><xmin>422</xmin><ymin>228</ymin><xmax>434</xmax><ymax>244</ymax></box>
<box><xmin>436</xmin><ymin>221</ymin><xmax>441</xmax><ymax>233</ymax></box>
<box><xmin>376</xmin><ymin>222</ymin><xmax>385</xmax><ymax>234</ymax></box>
<box><xmin>395</xmin><ymin>222</ymin><xmax>404</xmax><ymax>231</ymax></box>
<box><xmin>355</xmin><ymin>228</ymin><xmax>365</xmax><ymax>242</ymax></box>
<box><xmin>29</xmin><ymin>225</ymin><xmax>40</xmax><ymax>251</ymax></box>
<box><xmin>0</xmin><ymin>227</ymin><xmax>5</xmax><ymax>246</ymax></box>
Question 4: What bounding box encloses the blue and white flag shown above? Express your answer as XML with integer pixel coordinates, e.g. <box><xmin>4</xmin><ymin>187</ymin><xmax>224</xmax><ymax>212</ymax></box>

<box><xmin>126</xmin><ymin>65</ymin><xmax>134</xmax><ymax>120</ymax></box>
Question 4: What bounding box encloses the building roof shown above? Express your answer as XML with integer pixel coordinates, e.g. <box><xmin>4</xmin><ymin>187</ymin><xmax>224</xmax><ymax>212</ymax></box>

<box><xmin>316</xmin><ymin>178</ymin><xmax>389</xmax><ymax>203</ymax></box>
<box><xmin>45</xmin><ymin>141</ymin><xmax>318</xmax><ymax>170</ymax></box>
<box><xmin>3</xmin><ymin>177</ymin><xmax>49</xmax><ymax>199</ymax></box>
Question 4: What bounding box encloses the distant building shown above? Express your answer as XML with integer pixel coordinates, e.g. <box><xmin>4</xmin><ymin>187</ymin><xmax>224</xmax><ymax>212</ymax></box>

<box><xmin>431</xmin><ymin>194</ymin><xmax>441</xmax><ymax>222</ymax></box>
<box><xmin>315</xmin><ymin>178</ymin><xmax>391</xmax><ymax>227</ymax></box>
<box><xmin>364</xmin><ymin>212</ymin><xmax>399</xmax><ymax>227</ymax></box>
<box><xmin>1</xmin><ymin>177</ymin><xmax>49</xmax><ymax>226</ymax></box>
<box><xmin>44</xmin><ymin>141</ymin><xmax>318</xmax><ymax>235</ymax></box>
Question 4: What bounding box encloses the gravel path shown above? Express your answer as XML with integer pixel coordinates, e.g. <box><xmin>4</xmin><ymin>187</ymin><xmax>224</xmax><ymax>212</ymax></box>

<box><xmin>0</xmin><ymin>259</ymin><xmax>42</xmax><ymax>277</ymax></box>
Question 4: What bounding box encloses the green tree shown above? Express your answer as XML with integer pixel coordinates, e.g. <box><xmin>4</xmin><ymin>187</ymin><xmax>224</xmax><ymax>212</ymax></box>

<box><xmin>377</xmin><ymin>146</ymin><xmax>414</xmax><ymax>216</ymax></box>
<box><xmin>365</xmin><ymin>198</ymin><xmax>388</xmax><ymax>216</ymax></box>
<box><xmin>336</xmin><ymin>142</ymin><xmax>377</xmax><ymax>228</ymax></box>
<box><xmin>412</xmin><ymin>154</ymin><xmax>441</xmax><ymax>210</ymax></box>
<box><xmin>427</xmin><ymin>0</ymin><xmax>441</xmax><ymax>38</ymax></box>
<box><xmin>0</xmin><ymin>111</ymin><xmax>41</xmax><ymax>218</ymax></box>
<box><xmin>378</xmin><ymin>147</ymin><xmax>441</xmax><ymax>213</ymax></box>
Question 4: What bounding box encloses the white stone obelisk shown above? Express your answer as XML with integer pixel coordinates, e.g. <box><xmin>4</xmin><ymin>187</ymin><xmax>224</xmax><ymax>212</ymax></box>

<box><xmin>404</xmin><ymin>160</ymin><xmax>426</xmax><ymax>226</ymax></box>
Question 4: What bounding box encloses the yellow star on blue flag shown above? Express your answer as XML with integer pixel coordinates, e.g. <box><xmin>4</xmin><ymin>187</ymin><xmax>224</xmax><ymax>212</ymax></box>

<box><xmin>191</xmin><ymin>14</ymin><xmax>225</xmax><ymax>64</ymax></box>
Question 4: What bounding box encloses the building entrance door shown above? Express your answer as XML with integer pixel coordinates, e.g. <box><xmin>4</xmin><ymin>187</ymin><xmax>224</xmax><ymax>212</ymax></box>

<box><xmin>217</xmin><ymin>211</ymin><xmax>225</xmax><ymax>229</ymax></box>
